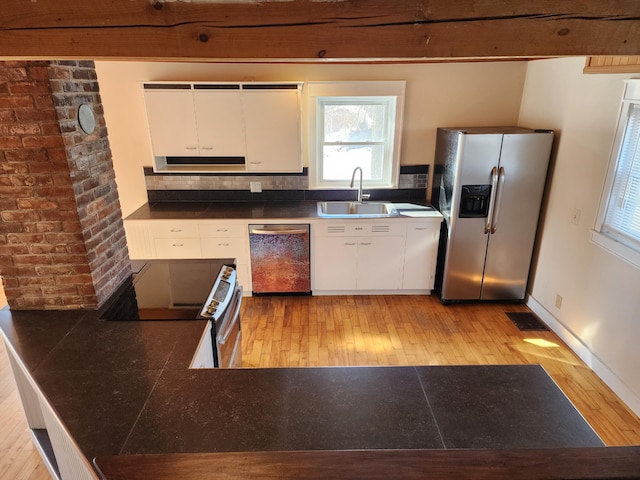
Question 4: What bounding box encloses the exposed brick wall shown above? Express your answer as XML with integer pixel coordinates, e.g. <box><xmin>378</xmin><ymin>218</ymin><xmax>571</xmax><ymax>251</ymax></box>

<box><xmin>0</xmin><ymin>60</ymin><xmax>130</xmax><ymax>310</ymax></box>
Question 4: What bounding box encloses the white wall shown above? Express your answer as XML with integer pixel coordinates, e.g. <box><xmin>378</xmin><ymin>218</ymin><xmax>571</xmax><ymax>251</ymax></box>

<box><xmin>519</xmin><ymin>57</ymin><xmax>640</xmax><ymax>415</ymax></box>
<box><xmin>95</xmin><ymin>61</ymin><xmax>527</xmax><ymax>216</ymax></box>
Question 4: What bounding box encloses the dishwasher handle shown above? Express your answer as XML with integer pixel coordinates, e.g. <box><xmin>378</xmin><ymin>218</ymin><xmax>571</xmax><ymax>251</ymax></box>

<box><xmin>250</xmin><ymin>227</ymin><xmax>308</xmax><ymax>235</ymax></box>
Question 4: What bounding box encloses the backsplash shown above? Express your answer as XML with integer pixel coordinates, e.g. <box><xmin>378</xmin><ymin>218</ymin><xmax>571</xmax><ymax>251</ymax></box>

<box><xmin>144</xmin><ymin>165</ymin><xmax>428</xmax><ymax>203</ymax></box>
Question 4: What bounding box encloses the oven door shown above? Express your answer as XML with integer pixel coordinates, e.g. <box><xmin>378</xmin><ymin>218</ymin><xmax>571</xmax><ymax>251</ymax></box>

<box><xmin>213</xmin><ymin>284</ymin><xmax>243</xmax><ymax>368</ymax></box>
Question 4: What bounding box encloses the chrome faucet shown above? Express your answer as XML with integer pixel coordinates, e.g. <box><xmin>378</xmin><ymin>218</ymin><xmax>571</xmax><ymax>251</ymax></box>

<box><xmin>350</xmin><ymin>166</ymin><xmax>364</xmax><ymax>203</ymax></box>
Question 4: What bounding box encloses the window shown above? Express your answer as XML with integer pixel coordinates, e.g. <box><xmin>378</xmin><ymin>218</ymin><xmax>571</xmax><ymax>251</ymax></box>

<box><xmin>593</xmin><ymin>80</ymin><xmax>640</xmax><ymax>268</ymax></box>
<box><xmin>307</xmin><ymin>82</ymin><xmax>405</xmax><ymax>189</ymax></box>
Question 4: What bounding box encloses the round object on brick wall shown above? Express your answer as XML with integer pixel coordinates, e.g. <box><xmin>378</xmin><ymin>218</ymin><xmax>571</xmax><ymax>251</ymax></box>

<box><xmin>78</xmin><ymin>104</ymin><xmax>96</xmax><ymax>134</ymax></box>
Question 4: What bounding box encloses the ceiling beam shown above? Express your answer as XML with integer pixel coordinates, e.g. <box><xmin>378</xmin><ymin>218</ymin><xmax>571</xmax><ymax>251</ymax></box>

<box><xmin>0</xmin><ymin>0</ymin><xmax>638</xmax><ymax>61</ymax></box>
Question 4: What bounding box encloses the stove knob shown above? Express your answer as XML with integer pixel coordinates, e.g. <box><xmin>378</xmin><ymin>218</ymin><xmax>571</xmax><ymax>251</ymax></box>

<box><xmin>206</xmin><ymin>304</ymin><xmax>217</xmax><ymax>315</ymax></box>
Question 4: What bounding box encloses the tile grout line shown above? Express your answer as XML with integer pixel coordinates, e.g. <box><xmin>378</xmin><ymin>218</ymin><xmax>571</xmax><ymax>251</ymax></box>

<box><xmin>413</xmin><ymin>366</ymin><xmax>447</xmax><ymax>449</ymax></box>
<box><xmin>118</xmin><ymin>346</ymin><xmax>175</xmax><ymax>455</ymax></box>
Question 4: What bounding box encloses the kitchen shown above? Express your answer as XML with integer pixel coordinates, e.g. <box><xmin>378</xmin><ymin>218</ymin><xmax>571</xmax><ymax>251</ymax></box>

<box><xmin>1</xmin><ymin>2</ymin><xmax>640</xmax><ymax>478</ymax></box>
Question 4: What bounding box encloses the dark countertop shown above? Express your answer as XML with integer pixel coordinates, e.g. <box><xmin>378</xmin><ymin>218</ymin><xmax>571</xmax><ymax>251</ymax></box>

<box><xmin>126</xmin><ymin>200</ymin><xmax>320</xmax><ymax>220</ymax></box>
<box><xmin>125</xmin><ymin>200</ymin><xmax>442</xmax><ymax>221</ymax></box>
<box><xmin>0</xmin><ymin>306</ymin><xmax>607</xmax><ymax>478</ymax></box>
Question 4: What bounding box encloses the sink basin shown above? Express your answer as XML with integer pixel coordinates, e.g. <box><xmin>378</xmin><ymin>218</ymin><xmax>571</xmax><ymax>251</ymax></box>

<box><xmin>317</xmin><ymin>201</ymin><xmax>399</xmax><ymax>217</ymax></box>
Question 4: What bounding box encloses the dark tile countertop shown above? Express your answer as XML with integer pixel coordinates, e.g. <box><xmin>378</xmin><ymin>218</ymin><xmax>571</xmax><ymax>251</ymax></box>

<box><xmin>124</xmin><ymin>200</ymin><xmax>441</xmax><ymax>221</ymax></box>
<box><xmin>126</xmin><ymin>200</ymin><xmax>321</xmax><ymax>220</ymax></box>
<box><xmin>0</xmin><ymin>306</ymin><xmax>604</xmax><ymax>475</ymax></box>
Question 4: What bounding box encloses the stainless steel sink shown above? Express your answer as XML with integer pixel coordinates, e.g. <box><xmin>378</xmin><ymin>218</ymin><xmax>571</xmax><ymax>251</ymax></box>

<box><xmin>317</xmin><ymin>201</ymin><xmax>399</xmax><ymax>217</ymax></box>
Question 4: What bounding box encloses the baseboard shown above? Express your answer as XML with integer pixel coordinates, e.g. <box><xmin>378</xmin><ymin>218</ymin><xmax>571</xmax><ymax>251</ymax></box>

<box><xmin>527</xmin><ymin>295</ymin><xmax>640</xmax><ymax>418</ymax></box>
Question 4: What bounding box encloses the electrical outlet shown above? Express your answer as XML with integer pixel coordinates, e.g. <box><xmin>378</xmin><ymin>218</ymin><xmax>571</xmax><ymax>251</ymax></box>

<box><xmin>571</xmin><ymin>208</ymin><xmax>581</xmax><ymax>225</ymax></box>
<box><xmin>555</xmin><ymin>294</ymin><xmax>563</xmax><ymax>309</ymax></box>
<box><xmin>250</xmin><ymin>181</ymin><xmax>262</xmax><ymax>193</ymax></box>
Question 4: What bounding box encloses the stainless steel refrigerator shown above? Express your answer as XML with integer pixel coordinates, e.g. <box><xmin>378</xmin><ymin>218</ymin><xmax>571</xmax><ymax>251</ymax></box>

<box><xmin>433</xmin><ymin>127</ymin><xmax>554</xmax><ymax>302</ymax></box>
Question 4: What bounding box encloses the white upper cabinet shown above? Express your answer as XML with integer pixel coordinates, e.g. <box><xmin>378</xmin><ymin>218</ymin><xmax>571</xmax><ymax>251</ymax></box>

<box><xmin>143</xmin><ymin>86</ymin><xmax>199</xmax><ymax>157</ymax></box>
<box><xmin>243</xmin><ymin>86</ymin><xmax>302</xmax><ymax>172</ymax></box>
<box><xmin>193</xmin><ymin>86</ymin><xmax>245</xmax><ymax>157</ymax></box>
<box><xmin>142</xmin><ymin>82</ymin><xmax>302</xmax><ymax>173</ymax></box>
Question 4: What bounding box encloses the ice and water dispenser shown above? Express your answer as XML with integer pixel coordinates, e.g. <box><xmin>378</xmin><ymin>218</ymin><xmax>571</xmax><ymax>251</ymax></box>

<box><xmin>459</xmin><ymin>185</ymin><xmax>492</xmax><ymax>218</ymax></box>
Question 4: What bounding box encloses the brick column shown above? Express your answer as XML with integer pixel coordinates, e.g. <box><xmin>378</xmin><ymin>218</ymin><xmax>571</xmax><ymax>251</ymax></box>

<box><xmin>0</xmin><ymin>60</ymin><xmax>130</xmax><ymax>310</ymax></box>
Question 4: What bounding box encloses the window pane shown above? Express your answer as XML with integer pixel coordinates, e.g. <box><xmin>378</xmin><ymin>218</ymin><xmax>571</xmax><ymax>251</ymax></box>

<box><xmin>603</xmin><ymin>102</ymin><xmax>640</xmax><ymax>246</ymax></box>
<box><xmin>322</xmin><ymin>145</ymin><xmax>385</xmax><ymax>181</ymax></box>
<box><xmin>323</xmin><ymin>104</ymin><xmax>386</xmax><ymax>143</ymax></box>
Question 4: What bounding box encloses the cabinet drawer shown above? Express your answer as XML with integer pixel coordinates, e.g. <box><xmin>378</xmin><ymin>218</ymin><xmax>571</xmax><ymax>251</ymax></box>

<box><xmin>148</xmin><ymin>222</ymin><xmax>199</xmax><ymax>238</ymax></box>
<box><xmin>153</xmin><ymin>238</ymin><xmax>201</xmax><ymax>258</ymax></box>
<box><xmin>200</xmin><ymin>237</ymin><xmax>247</xmax><ymax>259</ymax></box>
<box><xmin>198</xmin><ymin>223</ymin><xmax>246</xmax><ymax>237</ymax></box>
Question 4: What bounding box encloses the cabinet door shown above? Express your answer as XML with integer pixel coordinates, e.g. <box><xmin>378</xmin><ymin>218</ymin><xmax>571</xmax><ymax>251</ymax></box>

<box><xmin>194</xmin><ymin>88</ymin><xmax>246</xmax><ymax>157</ymax></box>
<box><xmin>357</xmin><ymin>237</ymin><xmax>404</xmax><ymax>290</ymax></box>
<box><xmin>144</xmin><ymin>89</ymin><xmax>199</xmax><ymax>156</ymax></box>
<box><xmin>402</xmin><ymin>223</ymin><xmax>440</xmax><ymax>290</ymax></box>
<box><xmin>243</xmin><ymin>88</ymin><xmax>302</xmax><ymax>172</ymax></box>
<box><xmin>124</xmin><ymin>221</ymin><xmax>153</xmax><ymax>259</ymax></box>
<box><xmin>312</xmin><ymin>236</ymin><xmax>358</xmax><ymax>291</ymax></box>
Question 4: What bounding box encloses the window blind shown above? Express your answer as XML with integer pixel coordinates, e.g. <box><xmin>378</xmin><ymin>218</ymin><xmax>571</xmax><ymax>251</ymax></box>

<box><xmin>603</xmin><ymin>103</ymin><xmax>640</xmax><ymax>250</ymax></box>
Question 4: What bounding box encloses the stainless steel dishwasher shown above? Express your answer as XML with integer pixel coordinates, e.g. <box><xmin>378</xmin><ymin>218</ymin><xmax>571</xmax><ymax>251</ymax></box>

<box><xmin>248</xmin><ymin>224</ymin><xmax>311</xmax><ymax>295</ymax></box>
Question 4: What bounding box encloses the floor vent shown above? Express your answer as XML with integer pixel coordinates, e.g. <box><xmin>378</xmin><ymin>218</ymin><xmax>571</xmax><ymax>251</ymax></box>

<box><xmin>505</xmin><ymin>312</ymin><xmax>549</xmax><ymax>331</ymax></box>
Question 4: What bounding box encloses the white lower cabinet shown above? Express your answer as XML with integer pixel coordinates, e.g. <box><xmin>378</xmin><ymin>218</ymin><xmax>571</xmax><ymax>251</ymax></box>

<box><xmin>153</xmin><ymin>237</ymin><xmax>202</xmax><ymax>258</ymax></box>
<box><xmin>402</xmin><ymin>222</ymin><xmax>441</xmax><ymax>290</ymax></box>
<box><xmin>124</xmin><ymin>219</ymin><xmax>252</xmax><ymax>295</ymax></box>
<box><xmin>357</xmin><ymin>236</ymin><xmax>404</xmax><ymax>290</ymax></box>
<box><xmin>313</xmin><ymin>235</ymin><xmax>404</xmax><ymax>291</ymax></box>
<box><xmin>313</xmin><ymin>237</ymin><xmax>358</xmax><ymax>290</ymax></box>
<box><xmin>124</xmin><ymin>214</ymin><xmax>442</xmax><ymax>297</ymax></box>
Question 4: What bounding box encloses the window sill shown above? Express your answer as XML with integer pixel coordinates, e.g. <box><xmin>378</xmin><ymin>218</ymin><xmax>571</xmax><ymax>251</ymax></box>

<box><xmin>590</xmin><ymin>230</ymin><xmax>640</xmax><ymax>270</ymax></box>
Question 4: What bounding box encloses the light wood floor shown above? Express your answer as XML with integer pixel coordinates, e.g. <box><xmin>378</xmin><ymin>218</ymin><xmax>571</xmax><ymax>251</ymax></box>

<box><xmin>2</xmin><ymin>295</ymin><xmax>639</xmax><ymax>479</ymax></box>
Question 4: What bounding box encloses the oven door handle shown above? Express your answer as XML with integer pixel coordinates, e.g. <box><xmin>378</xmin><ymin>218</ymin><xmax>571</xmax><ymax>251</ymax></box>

<box><xmin>218</xmin><ymin>285</ymin><xmax>243</xmax><ymax>345</ymax></box>
<box><xmin>250</xmin><ymin>227</ymin><xmax>308</xmax><ymax>235</ymax></box>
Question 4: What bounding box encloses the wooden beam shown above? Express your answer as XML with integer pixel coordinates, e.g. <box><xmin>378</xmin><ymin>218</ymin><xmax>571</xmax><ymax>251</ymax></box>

<box><xmin>0</xmin><ymin>0</ymin><xmax>638</xmax><ymax>60</ymax></box>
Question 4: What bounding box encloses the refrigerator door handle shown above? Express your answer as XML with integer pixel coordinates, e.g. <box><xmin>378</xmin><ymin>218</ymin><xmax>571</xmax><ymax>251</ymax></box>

<box><xmin>485</xmin><ymin>167</ymin><xmax>499</xmax><ymax>234</ymax></box>
<box><xmin>491</xmin><ymin>167</ymin><xmax>506</xmax><ymax>234</ymax></box>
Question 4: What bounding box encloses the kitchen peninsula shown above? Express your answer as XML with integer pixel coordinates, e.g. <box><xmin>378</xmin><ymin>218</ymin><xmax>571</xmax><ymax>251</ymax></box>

<box><xmin>4</xmin><ymin>304</ymin><xmax>640</xmax><ymax>480</ymax></box>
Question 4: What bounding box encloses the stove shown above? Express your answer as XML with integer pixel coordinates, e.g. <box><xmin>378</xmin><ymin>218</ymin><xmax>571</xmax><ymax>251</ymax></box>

<box><xmin>100</xmin><ymin>259</ymin><xmax>235</xmax><ymax>321</ymax></box>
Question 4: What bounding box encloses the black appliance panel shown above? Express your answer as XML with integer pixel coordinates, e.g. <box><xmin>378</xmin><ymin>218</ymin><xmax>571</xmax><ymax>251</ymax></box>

<box><xmin>459</xmin><ymin>185</ymin><xmax>492</xmax><ymax>218</ymax></box>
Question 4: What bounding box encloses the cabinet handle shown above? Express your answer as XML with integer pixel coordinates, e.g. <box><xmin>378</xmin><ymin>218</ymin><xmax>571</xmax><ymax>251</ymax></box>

<box><xmin>170</xmin><ymin>228</ymin><xmax>182</xmax><ymax>232</ymax></box>
<box><xmin>249</xmin><ymin>161</ymin><xmax>262</xmax><ymax>165</ymax></box>
<box><xmin>344</xmin><ymin>242</ymin><xmax>356</xmax><ymax>246</ymax></box>
<box><xmin>360</xmin><ymin>242</ymin><xmax>372</xmax><ymax>246</ymax></box>
<box><xmin>201</xmin><ymin>146</ymin><xmax>213</xmax><ymax>150</ymax></box>
<box><xmin>185</xmin><ymin>146</ymin><xmax>197</xmax><ymax>150</ymax></box>
<box><xmin>217</xmin><ymin>228</ymin><xmax>228</xmax><ymax>232</ymax></box>
<box><xmin>415</xmin><ymin>227</ymin><xmax>428</xmax><ymax>231</ymax></box>
<box><xmin>218</xmin><ymin>243</ymin><xmax>229</xmax><ymax>247</ymax></box>
<box><xmin>172</xmin><ymin>243</ymin><xmax>184</xmax><ymax>247</ymax></box>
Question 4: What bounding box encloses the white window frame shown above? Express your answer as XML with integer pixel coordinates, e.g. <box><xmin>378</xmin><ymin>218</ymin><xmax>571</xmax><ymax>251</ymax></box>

<box><xmin>592</xmin><ymin>79</ymin><xmax>640</xmax><ymax>269</ymax></box>
<box><xmin>307</xmin><ymin>81</ymin><xmax>405</xmax><ymax>190</ymax></box>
